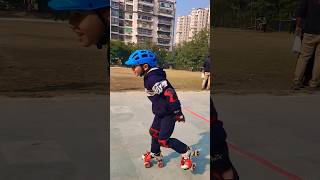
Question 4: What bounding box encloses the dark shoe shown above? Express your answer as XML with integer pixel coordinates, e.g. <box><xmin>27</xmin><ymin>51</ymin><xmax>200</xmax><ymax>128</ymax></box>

<box><xmin>292</xmin><ymin>84</ymin><xmax>303</xmax><ymax>90</ymax></box>
<box><xmin>305</xmin><ymin>86</ymin><xmax>317</xmax><ymax>91</ymax></box>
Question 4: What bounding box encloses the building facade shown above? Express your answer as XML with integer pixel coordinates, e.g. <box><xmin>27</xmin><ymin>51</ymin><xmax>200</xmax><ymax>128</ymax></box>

<box><xmin>110</xmin><ymin>0</ymin><xmax>176</xmax><ymax>51</ymax></box>
<box><xmin>175</xmin><ymin>7</ymin><xmax>210</xmax><ymax>45</ymax></box>
<box><xmin>175</xmin><ymin>15</ymin><xmax>191</xmax><ymax>44</ymax></box>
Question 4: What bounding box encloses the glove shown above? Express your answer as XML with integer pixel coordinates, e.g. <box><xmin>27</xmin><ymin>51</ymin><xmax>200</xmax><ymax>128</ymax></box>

<box><xmin>174</xmin><ymin>109</ymin><xmax>185</xmax><ymax>123</ymax></box>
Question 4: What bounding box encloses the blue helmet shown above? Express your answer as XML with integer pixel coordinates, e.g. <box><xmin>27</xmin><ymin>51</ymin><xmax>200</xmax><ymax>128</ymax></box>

<box><xmin>48</xmin><ymin>0</ymin><xmax>110</xmax><ymax>11</ymax></box>
<box><xmin>125</xmin><ymin>50</ymin><xmax>157</xmax><ymax>67</ymax></box>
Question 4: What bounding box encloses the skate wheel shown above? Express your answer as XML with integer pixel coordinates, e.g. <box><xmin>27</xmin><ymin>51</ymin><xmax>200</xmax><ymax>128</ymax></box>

<box><xmin>158</xmin><ymin>161</ymin><xmax>164</xmax><ymax>168</ymax></box>
<box><xmin>144</xmin><ymin>162</ymin><xmax>152</xmax><ymax>168</ymax></box>
<box><xmin>191</xmin><ymin>163</ymin><xmax>196</xmax><ymax>171</ymax></box>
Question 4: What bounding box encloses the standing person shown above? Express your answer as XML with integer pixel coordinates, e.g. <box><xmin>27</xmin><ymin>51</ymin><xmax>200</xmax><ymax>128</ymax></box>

<box><xmin>125</xmin><ymin>50</ymin><xmax>196</xmax><ymax>170</ymax></box>
<box><xmin>292</xmin><ymin>0</ymin><xmax>320</xmax><ymax>90</ymax></box>
<box><xmin>261</xmin><ymin>16</ymin><xmax>267</xmax><ymax>33</ymax></box>
<box><xmin>299</xmin><ymin>17</ymin><xmax>316</xmax><ymax>86</ymax></box>
<box><xmin>48</xmin><ymin>0</ymin><xmax>109</xmax><ymax>49</ymax></box>
<box><xmin>211</xmin><ymin>97</ymin><xmax>239</xmax><ymax>180</ymax></box>
<box><xmin>202</xmin><ymin>54</ymin><xmax>211</xmax><ymax>90</ymax></box>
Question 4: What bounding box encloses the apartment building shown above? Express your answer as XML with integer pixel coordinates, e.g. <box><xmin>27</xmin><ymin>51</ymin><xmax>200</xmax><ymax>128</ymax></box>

<box><xmin>175</xmin><ymin>15</ymin><xmax>190</xmax><ymax>44</ymax></box>
<box><xmin>175</xmin><ymin>7</ymin><xmax>210</xmax><ymax>45</ymax></box>
<box><xmin>111</xmin><ymin>0</ymin><xmax>176</xmax><ymax>51</ymax></box>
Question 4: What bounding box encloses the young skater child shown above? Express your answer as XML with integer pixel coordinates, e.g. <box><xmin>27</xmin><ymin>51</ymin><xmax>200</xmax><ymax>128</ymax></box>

<box><xmin>125</xmin><ymin>49</ymin><xmax>195</xmax><ymax>169</ymax></box>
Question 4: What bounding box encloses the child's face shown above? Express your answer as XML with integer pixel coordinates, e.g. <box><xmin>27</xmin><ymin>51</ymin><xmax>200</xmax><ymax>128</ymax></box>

<box><xmin>131</xmin><ymin>64</ymin><xmax>149</xmax><ymax>77</ymax></box>
<box><xmin>132</xmin><ymin>65</ymin><xmax>143</xmax><ymax>77</ymax></box>
<box><xmin>69</xmin><ymin>9</ymin><xmax>109</xmax><ymax>47</ymax></box>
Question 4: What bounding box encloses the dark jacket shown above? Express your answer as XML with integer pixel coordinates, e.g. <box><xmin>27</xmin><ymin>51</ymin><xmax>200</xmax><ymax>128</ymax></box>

<box><xmin>296</xmin><ymin>0</ymin><xmax>320</xmax><ymax>34</ymax></box>
<box><xmin>203</xmin><ymin>56</ymin><xmax>211</xmax><ymax>72</ymax></box>
<box><xmin>144</xmin><ymin>68</ymin><xmax>181</xmax><ymax>116</ymax></box>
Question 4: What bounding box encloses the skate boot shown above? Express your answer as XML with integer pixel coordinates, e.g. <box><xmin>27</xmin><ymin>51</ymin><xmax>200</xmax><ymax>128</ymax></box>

<box><xmin>153</xmin><ymin>152</ymin><xmax>164</xmax><ymax>168</ymax></box>
<box><xmin>180</xmin><ymin>147</ymin><xmax>198</xmax><ymax>171</ymax></box>
<box><xmin>142</xmin><ymin>151</ymin><xmax>153</xmax><ymax>168</ymax></box>
<box><xmin>142</xmin><ymin>151</ymin><xmax>164</xmax><ymax>168</ymax></box>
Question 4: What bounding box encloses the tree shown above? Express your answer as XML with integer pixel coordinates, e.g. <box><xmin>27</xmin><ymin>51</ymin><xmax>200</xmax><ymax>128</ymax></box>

<box><xmin>212</xmin><ymin>0</ymin><xmax>299</xmax><ymax>30</ymax></box>
<box><xmin>171</xmin><ymin>29</ymin><xmax>210</xmax><ymax>70</ymax></box>
<box><xmin>110</xmin><ymin>40</ymin><xmax>132</xmax><ymax>65</ymax></box>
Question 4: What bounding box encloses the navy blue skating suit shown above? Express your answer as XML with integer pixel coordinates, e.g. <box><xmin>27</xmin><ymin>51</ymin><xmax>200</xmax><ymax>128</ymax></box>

<box><xmin>144</xmin><ymin>68</ymin><xmax>188</xmax><ymax>154</ymax></box>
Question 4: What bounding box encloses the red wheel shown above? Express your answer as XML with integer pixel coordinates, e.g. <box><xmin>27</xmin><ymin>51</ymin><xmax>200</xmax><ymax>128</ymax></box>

<box><xmin>191</xmin><ymin>163</ymin><xmax>196</xmax><ymax>171</ymax></box>
<box><xmin>157</xmin><ymin>161</ymin><xmax>164</xmax><ymax>168</ymax></box>
<box><xmin>144</xmin><ymin>162</ymin><xmax>152</xmax><ymax>168</ymax></box>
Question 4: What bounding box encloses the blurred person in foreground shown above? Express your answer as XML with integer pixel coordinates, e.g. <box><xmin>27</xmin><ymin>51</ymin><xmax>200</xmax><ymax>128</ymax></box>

<box><xmin>211</xmin><ymin>97</ymin><xmax>239</xmax><ymax>179</ymax></box>
<box><xmin>292</xmin><ymin>0</ymin><xmax>320</xmax><ymax>90</ymax></box>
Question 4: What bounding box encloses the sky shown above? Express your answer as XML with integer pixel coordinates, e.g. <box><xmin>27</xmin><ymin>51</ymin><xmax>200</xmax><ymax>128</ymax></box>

<box><xmin>173</xmin><ymin>0</ymin><xmax>210</xmax><ymax>43</ymax></box>
<box><xmin>176</xmin><ymin>0</ymin><xmax>210</xmax><ymax>17</ymax></box>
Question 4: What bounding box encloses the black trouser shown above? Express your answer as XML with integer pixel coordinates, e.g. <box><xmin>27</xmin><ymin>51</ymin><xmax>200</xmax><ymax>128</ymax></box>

<box><xmin>212</xmin><ymin>120</ymin><xmax>239</xmax><ymax>179</ymax></box>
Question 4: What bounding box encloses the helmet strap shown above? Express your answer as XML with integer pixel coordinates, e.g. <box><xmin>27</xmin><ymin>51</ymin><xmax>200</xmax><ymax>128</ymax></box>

<box><xmin>139</xmin><ymin>64</ymin><xmax>150</xmax><ymax>77</ymax></box>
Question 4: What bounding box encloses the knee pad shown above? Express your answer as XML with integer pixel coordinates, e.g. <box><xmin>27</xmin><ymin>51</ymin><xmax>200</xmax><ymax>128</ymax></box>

<box><xmin>158</xmin><ymin>139</ymin><xmax>169</xmax><ymax>148</ymax></box>
<box><xmin>149</xmin><ymin>128</ymin><xmax>159</xmax><ymax>138</ymax></box>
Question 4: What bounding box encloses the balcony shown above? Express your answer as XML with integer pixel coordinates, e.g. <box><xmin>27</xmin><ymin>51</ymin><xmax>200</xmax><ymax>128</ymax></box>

<box><xmin>119</xmin><ymin>35</ymin><xmax>124</xmax><ymax>41</ymax></box>
<box><xmin>157</xmin><ymin>42</ymin><xmax>171</xmax><ymax>47</ymax></box>
<box><xmin>124</xmin><ymin>27</ymin><xmax>133</xmax><ymax>35</ymax></box>
<box><xmin>126</xmin><ymin>5</ymin><xmax>133</xmax><ymax>12</ymax></box>
<box><xmin>111</xmin><ymin>33</ymin><xmax>119</xmax><ymax>40</ymax></box>
<box><xmin>137</xmin><ymin>29</ymin><xmax>153</xmax><ymax>37</ymax></box>
<box><xmin>126</xmin><ymin>0</ymin><xmax>133</xmax><ymax>4</ymax></box>
<box><xmin>158</xmin><ymin>34</ymin><xmax>171</xmax><ymax>39</ymax></box>
<box><xmin>138</xmin><ymin>6</ymin><xmax>154</xmax><ymax>14</ymax></box>
<box><xmin>111</xmin><ymin>19</ymin><xmax>119</xmax><ymax>26</ymax></box>
<box><xmin>158</xmin><ymin>19</ymin><xmax>172</xmax><ymax>25</ymax></box>
<box><xmin>138</xmin><ymin>25</ymin><xmax>153</xmax><ymax>30</ymax></box>
<box><xmin>125</xmin><ymin>21</ymin><xmax>133</xmax><ymax>27</ymax></box>
<box><xmin>138</xmin><ymin>0</ymin><xmax>154</xmax><ymax>7</ymax></box>
<box><xmin>159</xmin><ymin>3</ymin><xmax>174</xmax><ymax>10</ymax></box>
<box><xmin>125</xmin><ymin>14</ymin><xmax>133</xmax><ymax>21</ymax></box>
<box><xmin>137</xmin><ymin>36</ymin><xmax>153</xmax><ymax>43</ymax></box>
<box><xmin>158</xmin><ymin>9</ymin><xmax>174</xmax><ymax>17</ymax></box>
<box><xmin>119</xmin><ymin>21</ymin><xmax>124</xmax><ymax>27</ymax></box>
<box><xmin>111</xmin><ymin>28</ymin><xmax>119</xmax><ymax>33</ymax></box>
<box><xmin>119</xmin><ymin>28</ymin><xmax>125</xmax><ymax>35</ymax></box>
<box><xmin>137</xmin><ymin>19</ymin><xmax>153</xmax><ymax>23</ymax></box>
<box><xmin>119</xmin><ymin>5</ymin><xmax>125</xmax><ymax>10</ymax></box>
<box><xmin>111</xmin><ymin>10</ymin><xmax>119</xmax><ymax>17</ymax></box>
<box><xmin>111</xmin><ymin>1</ymin><xmax>119</xmax><ymax>9</ymax></box>
<box><xmin>119</xmin><ymin>14</ymin><xmax>125</xmax><ymax>19</ymax></box>
<box><xmin>158</xmin><ymin>27</ymin><xmax>171</xmax><ymax>32</ymax></box>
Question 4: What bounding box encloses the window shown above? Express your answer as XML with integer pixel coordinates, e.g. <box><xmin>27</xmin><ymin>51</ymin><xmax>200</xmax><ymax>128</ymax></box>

<box><xmin>119</xmin><ymin>20</ymin><xmax>124</xmax><ymax>27</ymax></box>
<box><xmin>140</xmin><ymin>0</ymin><xmax>153</xmax><ymax>3</ymax></box>
<box><xmin>111</xmin><ymin>1</ymin><xmax>119</xmax><ymax>7</ymax></box>
<box><xmin>160</xmin><ymin>2</ymin><xmax>173</xmax><ymax>9</ymax></box>
<box><xmin>158</xmin><ymin>39</ymin><xmax>170</xmax><ymax>44</ymax></box>
<box><xmin>138</xmin><ymin>28</ymin><xmax>152</xmax><ymax>35</ymax></box>
<box><xmin>111</xmin><ymin>26</ymin><xmax>118</xmax><ymax>32</ymax></box>
<box><xmin>119</xmin><ymin>12</ymin><xmax>125</xmax><ymax>19</ymax></box>
<box><xmin>126</xmin><ymin>5</ymin><xmax>133</xmax><ymax>12</ymax></box>
<box><xmin>111</xmin><ymin>17</ymin><xmax>119</xmax><ymax>24</ymax></box>
<box><xmin>111</xmin><ymin>10</ymin><xmax>119</xmax><ymax>17</ymax></box>
<box><xmin>126</xmin><ymin>14</ymin><xmax>133</xmax><ymax>19</ymax></box>
<box><xmin>138</xmin><ymin>14</ymin><xmax>152</xmax><ymax>21</ymax></box>
<box><xmin>125</xmin><ymin>21</ymin><xmax>132</xmax><ymax>26</ymax></box>
<box><xmin>125</xmin><ymin>28</ymin><xmax>132</xmax><ymax>34</ymax></box>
